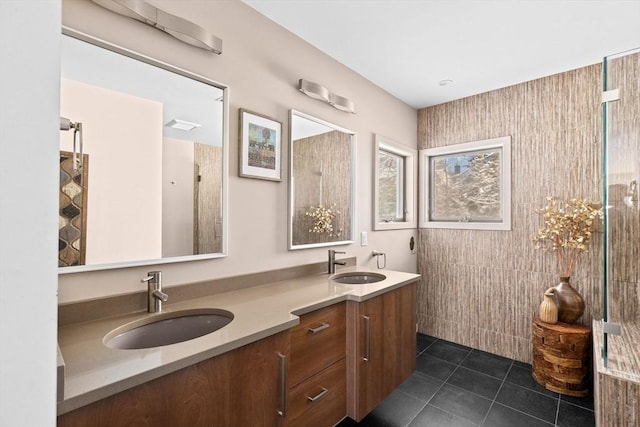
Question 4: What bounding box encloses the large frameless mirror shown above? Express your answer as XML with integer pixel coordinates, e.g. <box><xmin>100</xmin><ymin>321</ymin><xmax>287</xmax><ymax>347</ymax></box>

<box><xmin>289</xmin><ymin>110</ymin><xmax>355</xmax><ymax>249</ymax></box>
<box><xmin>373</xmin><ymin>134</ymin><xmax>417</xmax><ymax>230</ymax></box>
<box><xmin>59</xmin><ymin>28</ymin><xmax>228</xmax><ymax>273</ymax></box>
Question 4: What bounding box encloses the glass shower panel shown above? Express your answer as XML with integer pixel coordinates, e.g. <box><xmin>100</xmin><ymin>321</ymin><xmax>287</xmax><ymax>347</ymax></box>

<box><xmin>602</xmin><ymin>47</ymin><xmax>640</xmax><ymax>377</ymax></box>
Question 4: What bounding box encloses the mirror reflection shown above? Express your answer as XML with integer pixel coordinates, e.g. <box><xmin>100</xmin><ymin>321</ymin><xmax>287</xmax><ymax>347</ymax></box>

<box><xmin>59</xmin><ymin>31</ymin><xmax>227</xmax><ymax>272</ymax></box>
<box><xmin>289</xmin><ymin>110</ymin><xmax>355</xmax><ymax>249</ymax></box>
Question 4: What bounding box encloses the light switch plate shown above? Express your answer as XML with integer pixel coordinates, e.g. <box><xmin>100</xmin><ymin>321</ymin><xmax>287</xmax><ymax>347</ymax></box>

<box><xmin>361</xmin><ymin>231</ymin><xmax>368</xmax><ymax>246</ymax></box>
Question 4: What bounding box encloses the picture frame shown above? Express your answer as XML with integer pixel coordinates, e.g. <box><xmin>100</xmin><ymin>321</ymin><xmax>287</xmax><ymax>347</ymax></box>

<box><xmin>419</xmin><ymin>136</ymin><xmax>511</xmax><ymax>230</ymax></box>
<box><xmin>239</xmin><ymin>109</ymin><xmax>282</xmax><ymax>181</ymax></box>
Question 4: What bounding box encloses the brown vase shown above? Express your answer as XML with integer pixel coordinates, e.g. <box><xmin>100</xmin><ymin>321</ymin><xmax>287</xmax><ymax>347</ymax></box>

<box><xmin>554</xmin><ymin>276</ymin><xmax>585</xmax><ymax>323</ymax></box>
<box><xmin>539</xmin><ymin>288</ymin><xmax>558</xmax><ymax>324</ymax></box>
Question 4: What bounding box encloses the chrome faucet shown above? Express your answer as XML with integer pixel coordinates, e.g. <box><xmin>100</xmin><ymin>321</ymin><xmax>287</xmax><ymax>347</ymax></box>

<box><xmin>328</xmin><ymin>250</ymin><xmax>346</xmax><ymax>274</ymax></box>
<box><xmin>141</xmin><ymin>271</ymin><xmax>168</xmax><ymax>313</ymax></box>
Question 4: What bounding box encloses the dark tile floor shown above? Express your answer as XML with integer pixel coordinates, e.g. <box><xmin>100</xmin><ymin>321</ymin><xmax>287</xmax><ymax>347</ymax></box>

<box><xmin>337</xmin><ymin>334</ymin><xmax>595</xmax><ymax>427</ymax></box>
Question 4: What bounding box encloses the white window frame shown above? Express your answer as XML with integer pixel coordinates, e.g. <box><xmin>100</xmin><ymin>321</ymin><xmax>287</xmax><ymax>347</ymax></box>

<box><xmin>419</xmin><ymin>136</ymin><xmax>511</xmax><ymax>230</ymax></box>
<box><xmin>373</xmin><ymin>135</ymin><xmax>417</xmax><ymax>231</ymax></box>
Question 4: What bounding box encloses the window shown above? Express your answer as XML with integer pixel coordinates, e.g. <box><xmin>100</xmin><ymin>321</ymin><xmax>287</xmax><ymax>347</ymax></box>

<box><xmin>373</xmin><ymin>135</ymin><xmax>417</xmax><ymax>230</ymax></box>
<box><xmin>419</xmin><ymin>136</ymin><xmax>511</xmax><ymax>230</ymax></box>
<box><xmin>378</xmin><ymin>149</ymin><xmax>405</xmax><ymax>222</ymax></box>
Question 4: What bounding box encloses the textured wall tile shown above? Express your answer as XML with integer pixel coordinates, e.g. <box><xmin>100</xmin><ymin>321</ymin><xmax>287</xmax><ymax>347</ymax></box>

<box><xmin>417</xmin><ymin>64</ymin><xmax>604</xmax><ymax>362</ymax></box>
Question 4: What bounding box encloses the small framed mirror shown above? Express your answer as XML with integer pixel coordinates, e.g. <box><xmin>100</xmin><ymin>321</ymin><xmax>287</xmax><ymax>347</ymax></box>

<box><xmin>373</xmin><ymin>135</ymin><xmax>417</xmax><ymax>230</ymax></box>
<box><xmin>289</xmin><ymin>110</ymin><xmax>356</xmax><ymax>249</ymax></box>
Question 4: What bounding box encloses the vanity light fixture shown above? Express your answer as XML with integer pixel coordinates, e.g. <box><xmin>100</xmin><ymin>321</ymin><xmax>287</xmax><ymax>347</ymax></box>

<box><xmin>165</xmin><ymin>118</ymin><xmax>201</xmax><ymax>131</ymax></box>
<box><xmin>90</xmin><ymin>0</ymin><xmax>223</xmax><ymax>54</ymax></box>
<box><xmin>298</xmin><ymin>79</ymin><xmax>356</xmax><ymax>114</ymax></box>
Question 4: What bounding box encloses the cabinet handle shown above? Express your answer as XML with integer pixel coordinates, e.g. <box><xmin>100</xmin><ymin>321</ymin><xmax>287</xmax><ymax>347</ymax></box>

<box><xmin>277</xmin><ymin>353</ymin><xmax>287</xmax><ymax>417</ymax></box>
<box><xmin>363</xmin><ymin>315</ymin><xmax>370</xmax><ymax>363</ymax></box>
<box><xmin>307</xmin><ymin>322</ymin><xmax>330</xmax><ymax>334</ymax></box>
<box><xmin>306</xmin><ymin>387</ymin><xmax>329</xmax><ymax>402</ymax></box>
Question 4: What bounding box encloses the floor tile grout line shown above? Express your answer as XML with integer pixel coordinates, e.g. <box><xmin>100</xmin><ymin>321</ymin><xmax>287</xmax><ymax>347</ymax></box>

<box><xmin>408</xmin><ymin>337</ymin><xmax>453</xmax><ymax>427</ymax></box>
<box><xmin>417</xmin><ymin>336</ymin><xmax>593</xmax><ymax>426</ymax></box>
<box><xmin>392</xmin><ymin>388</ymin><xmax>430</xmax><ymax>427</ymax></box>
<box><xmin>467</xmin><ymin>360</ymin><xmax>557</xmax><ymax>426</ymax></box>
<box><xmin>410</xmin><ymin>343</ymin><xmax>480</xmax><ymax>425</ymax></box>
<box><xmin>480</xmin><ymin>359</ymin><xmax>513</xmax><ymax>426</ymax></box>
<box><xmin>490</xmin><ymin>401</ymin><xmax>557</xmax><ymax>426</ymax></box>
<box><xmin>449</xmin><ymin>348</ymin><xmax>565</xmax><ymax>401</ymax></box>
<box><xmin>560</xmin><ymin>398</ymin><xmax>595</xmax><ymax>412</ymax></box>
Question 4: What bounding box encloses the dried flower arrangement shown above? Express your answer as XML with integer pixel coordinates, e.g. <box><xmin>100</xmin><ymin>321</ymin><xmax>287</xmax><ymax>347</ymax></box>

<box><xmin>306</xmin><ymin>204</ymin><xmax>342</xmax><ymax>237</ymax></box>
<box><xmin>533</xmin><ymin>197</ymin><xmax>603</xmax><ymax>277</ymax></box>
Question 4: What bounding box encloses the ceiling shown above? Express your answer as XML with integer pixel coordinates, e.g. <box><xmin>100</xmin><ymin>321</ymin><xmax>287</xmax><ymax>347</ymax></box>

<box><xmin>243</xmin><ymin>0</ymin><xmax>640</xmax><ymax>109</ymax></box>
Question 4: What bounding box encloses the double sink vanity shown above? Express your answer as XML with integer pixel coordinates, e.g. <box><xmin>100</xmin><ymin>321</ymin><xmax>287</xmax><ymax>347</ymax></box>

<box><xmin>57</xmin><ymin>261</ymin><xmax>419</xmax><ymax>426</ymax></box>
<box><xmin>56</xmin><ymin>23</ymin><xmax>420</xmax><ymax>427</ymax></box>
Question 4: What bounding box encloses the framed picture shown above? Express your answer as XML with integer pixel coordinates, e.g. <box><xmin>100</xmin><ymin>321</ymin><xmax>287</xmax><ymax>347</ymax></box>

<box><xmin>239</xmin><ymin>109</ymin><xmax>282</xmax><ymax>181</ymax></box>
<box><xmin>419</xmin><ymin>136</ymin><xmax>511</xmax><ymax>230</ymax></box>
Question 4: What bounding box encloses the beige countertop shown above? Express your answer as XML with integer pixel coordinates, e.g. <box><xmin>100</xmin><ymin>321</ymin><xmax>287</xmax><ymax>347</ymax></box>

<box><xmin>57</xmin><ymin>267</ymin><xmax>420</xmax><ymax>415</ymax></box>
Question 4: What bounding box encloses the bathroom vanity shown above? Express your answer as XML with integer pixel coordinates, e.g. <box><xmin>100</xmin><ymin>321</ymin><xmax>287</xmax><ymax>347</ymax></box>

<box><xmin>57</xmin><ymin>265</ymin><xmax>419</xmax><ymax>426</ymax></box>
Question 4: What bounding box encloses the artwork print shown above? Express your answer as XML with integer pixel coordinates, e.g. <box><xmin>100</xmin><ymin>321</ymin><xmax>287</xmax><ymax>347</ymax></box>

<box><xmin>247</xmin><ymin>123</ymin><xmax>276</xmax><ymax>170</ymax></box>
<box><xmin>239</xmin><ymin>109</ymin><xmax>282</xmax><ymax>181</ymax></box>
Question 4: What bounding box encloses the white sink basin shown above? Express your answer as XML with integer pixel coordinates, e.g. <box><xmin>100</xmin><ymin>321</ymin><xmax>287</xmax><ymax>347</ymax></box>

<box><xmin>104</xmin><ymin>308</ymin><xmax>233</xmax><ymax>350</ymax></box>
<box><xmin>331</xmin><ymin>271</ymin><xmax>386</xmax><ymax>285</ymax></box>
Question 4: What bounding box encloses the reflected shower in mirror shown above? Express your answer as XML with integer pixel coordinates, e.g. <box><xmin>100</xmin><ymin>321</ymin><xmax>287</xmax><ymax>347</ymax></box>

<box><xmin>59</xmin><ymin>30</ymin><xmax>228</xmax><ymax>272</ymax></box>
<box><xmin>289</xmin><ymin>110</ymin><xmax>355</xmax><ymax>249</ymax></box>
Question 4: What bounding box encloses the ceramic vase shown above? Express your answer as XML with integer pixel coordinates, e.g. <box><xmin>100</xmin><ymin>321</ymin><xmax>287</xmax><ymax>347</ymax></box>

<box><xmin>554</xmin><ymin>276</ymin><xmax>585</xmax><ymax>323</ymax></box>
<box><xmin>539</xmin><ymin>288</ymin><xmax>558</xmax><ymax>324</ymax></box>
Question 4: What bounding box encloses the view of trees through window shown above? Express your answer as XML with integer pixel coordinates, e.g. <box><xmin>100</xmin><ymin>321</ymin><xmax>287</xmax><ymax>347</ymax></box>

<box><xmin>430</xmin><ymin>148</ymin><xmax>502</xmax><ymax>221</ymax></box>
<box><xmin>378</xmin><ymin>149</ymin><xmax>404</xmax><ymax>222</ymax></box>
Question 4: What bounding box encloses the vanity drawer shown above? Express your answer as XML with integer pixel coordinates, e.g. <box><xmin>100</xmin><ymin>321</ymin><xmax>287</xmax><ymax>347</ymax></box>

<box><xmin>290</xmin><ymin>302</ymin><xmax>346</xmax><ymax>387</ymax></box>
<box><xmin>287</xmin><ymin>358</ymin><xmax>346</xmax><ymax>427</ymax></box>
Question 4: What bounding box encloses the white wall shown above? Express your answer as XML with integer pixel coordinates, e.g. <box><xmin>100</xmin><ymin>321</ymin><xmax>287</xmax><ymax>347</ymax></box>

<box><xmin>0</xmin><ymin>1</ymin><xmax>60</xmax><ymax>426</ymax></box>
<box><xmin>61</xmin><ymin>79</ymin><xmax>163</xmax><ymax>264</ymax></box>
<box><xmin>162</xmin><ymin>137</ymin><xmax>195</xmax><ymax>257</ymax></box>
<box><xmin>59</xmin><ymin>0</ymin><xmax>418</xmax><ymax>302</ymax></box>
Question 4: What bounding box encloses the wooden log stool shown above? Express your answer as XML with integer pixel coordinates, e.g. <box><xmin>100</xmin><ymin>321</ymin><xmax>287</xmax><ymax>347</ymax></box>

<box><xmin>531</xmin><ymin>317</ymin><xmax>591</xmax><ymax>397</ymax></box>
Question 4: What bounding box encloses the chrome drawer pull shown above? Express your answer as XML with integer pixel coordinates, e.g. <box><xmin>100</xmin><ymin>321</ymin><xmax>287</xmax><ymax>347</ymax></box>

<box><xmin>308</xmin><ymin>322</ymin><xmax>330</xmax><ymax>334</ymax></box>
<box><xmin>306</xmin><ymin>387</ymin><xmax>329</xmax><ymax>402</ymax></box>
<box><xmin>277</xmin><ymin>353</ymin><xmax>287</xmax><ymax>417</ymax></box>
<box><xmin>363</xmin><ymin>315</ymin><xmax>371</xmax><ymax>363</ymax></box>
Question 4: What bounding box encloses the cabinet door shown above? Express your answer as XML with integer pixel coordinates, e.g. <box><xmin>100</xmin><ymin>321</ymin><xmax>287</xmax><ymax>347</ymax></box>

<box><xmin>58</xmin><ymin>351</ymin><xmax>233</xmax><ymax>427</ymax></box>
<box><xmin>230</xmin><ymin>330</ymin><xmax>290</xmax><ymax>427</ymax></box>
<box><xmin>347</xmin><ymin>294</ymin><xmax>383</xmax><ymax>420</ymax></box>
<box><xmin>347</xmin><ymin>284</ymin><xmax>417</xmax><ymax>421</ymax></box>
<box><xmin>381</xmin><ymin>283</ymin><xmax>416</xmax><ymax>396</ymax></box>
<box><xmin>58</xmin><ymin>331</ymin><xmax>289</xmax><ymax>427</ymax></box>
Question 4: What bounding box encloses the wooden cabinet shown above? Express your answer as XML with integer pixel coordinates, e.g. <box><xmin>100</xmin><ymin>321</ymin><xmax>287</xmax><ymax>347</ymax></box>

<box><xmin>57</xmin><ymin>331</ymin><xmax>289</xmax><ymax>427</ymax></box>
<box><xmin>346</xmin><ymin>284</ymin><xmax>416</xmax><ymax>421</ymax></box>
<box><xmin>58</xmin><ymin>284</ymin><xmax>417</xmax><ymax>426</ymax></box>
<box><xmin>286</xmin><ymin>303</ymin><xmax>347</xmax><ymax>427</ymax></box>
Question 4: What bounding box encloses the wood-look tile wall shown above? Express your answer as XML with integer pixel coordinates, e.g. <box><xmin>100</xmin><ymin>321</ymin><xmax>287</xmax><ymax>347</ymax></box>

<box><xmin>417</xmin><ymin>64</ymin><xmax>603</xmax><ymax>362</ymax></box>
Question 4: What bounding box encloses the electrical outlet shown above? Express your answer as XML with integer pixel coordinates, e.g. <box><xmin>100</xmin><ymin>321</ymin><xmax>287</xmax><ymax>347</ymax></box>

<box><xmin>361</xmin><ymin>231</ymin><xmax>368</xmax><ymax>246</ymax></box>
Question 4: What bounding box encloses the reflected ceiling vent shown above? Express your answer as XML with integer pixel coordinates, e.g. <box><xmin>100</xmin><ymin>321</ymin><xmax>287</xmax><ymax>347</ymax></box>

<box><xmin>90</xmin><ymin>0</ymin><xmax>223</xmax><ymax>54</ymax></box>
<box><xmin>165</xmin><ymin>118</ymin><xmax>201</xmax><ymax>131</ymax></box>
<box><xmin>298</xmin><ymin>79</ymin><xmax>356</xmax><ymax>114</ymax></box>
